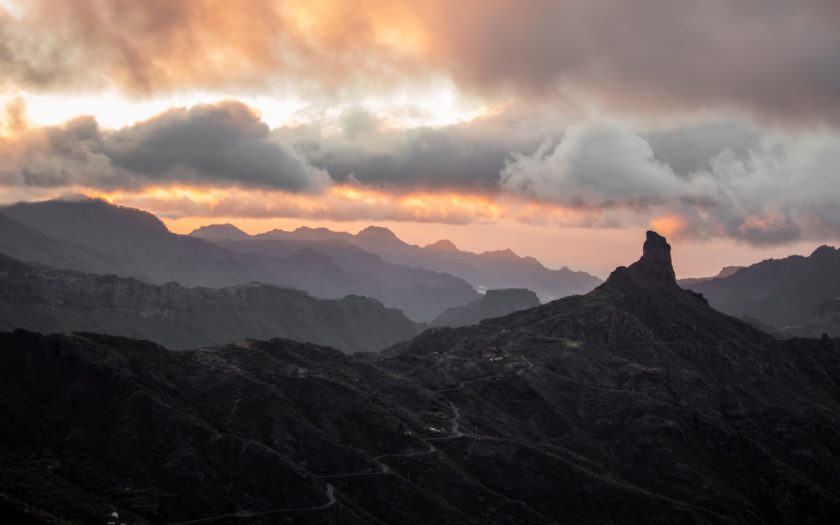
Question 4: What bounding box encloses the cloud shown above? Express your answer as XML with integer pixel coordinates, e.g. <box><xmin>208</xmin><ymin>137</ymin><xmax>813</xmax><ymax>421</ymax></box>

<box><xmin>500</xmin><ymin>121</ymin><xmax>840</xmax><ymax>245</ymax></box>
<box><xmin>420</xmin><ymin>0</ymin><xmax>840</xmax><ymax>124</ymax></box>
<box><xmin>276</xmin><ymin>103</ymin><xmax>577</xmax><ymax>192</ymax></box>
<box><xmin>0</xmin><ymin>101</ymin><xmax>331</xmax><ymax>192</ymax></box>
<box><xmin>2</xmin><ymin>95</ymin><xmax>840</xmax><ymax>247</ymax></box>
<box><xmin>501</xmin><ymin>123</ymin><xmax>682</xmax><ymax>207</ymax></box>
<box><xmin>3</xmin><ymin>1</ymin><xmax>840</xmax><ymax>124</ymax></box>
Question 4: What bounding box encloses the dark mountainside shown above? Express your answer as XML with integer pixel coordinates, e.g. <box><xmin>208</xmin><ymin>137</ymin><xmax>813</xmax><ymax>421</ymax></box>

<box><xmin>685</xmin><ymin>245</ymin><xmax>840</xmax><ymax>335</ymax></box>
<box><xmin>431</xmin><ymin>288</ymin><xmax>540</xmax><ymax>327</ymax></box>
<box><xmin>2</xmin><ymin>231</ymin><xmax>839</xmax><ymax>524</ymax></box>
<box><xmin>196</xmin><ymin>223</ymin><xmax>602</xmax><ymax>301</ymax></box>
<box><xmin>0</xmin><ymin>254</ymin><xmax>419</xmax><ymax>353</ymax></box>
<box><xmin>1</xmin><ymin>198</ymin><xmax>479</xmax><ymax>321</ymax></box>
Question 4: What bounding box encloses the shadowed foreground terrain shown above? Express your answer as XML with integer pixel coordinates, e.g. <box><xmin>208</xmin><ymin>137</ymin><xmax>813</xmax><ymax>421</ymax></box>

<box><xmin>1</xmin><ymin>233</ymin><xmax>839</xmax><ymax>524</ymax></box>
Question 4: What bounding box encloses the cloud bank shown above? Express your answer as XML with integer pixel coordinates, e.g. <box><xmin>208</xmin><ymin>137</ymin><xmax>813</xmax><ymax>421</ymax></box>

<box><xmin>501</xmin><ymin>122</ymin><xmax>840</xmax><ymax>244</ymax></box>
<box><xmin>0</xmin><ymin>101</ymin><xmax>330</xmax><ymax>192</ymax></box>
<box><xmin>2</xmin><ymin>1</ymin><xmax>840</xmax><ymax>123</ymax></box>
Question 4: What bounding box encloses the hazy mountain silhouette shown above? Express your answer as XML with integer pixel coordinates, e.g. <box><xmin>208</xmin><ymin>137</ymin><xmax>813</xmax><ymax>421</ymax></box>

<box><xmin>0</xmin><ymin>212</ymin><xmax>132</xmax><ymax>277</ymax></box>
<box><xmin>2</xmin><ymin>231</ymin><xmax>838</xmax><ymax>523</ymax></box>
<box><xmin>203</xmin><ymin>223</ymin><xmax>602</xmax><ymax>301</ymax></box>
<box><xmin>431</xmin><ymin>288</ymin><xmax>540</xmax><ymax>327</ymax></box>
<box><xmin>0</xmin><ymin>253</ymin><xmax>419</xmax><ymax>353</ymax></box>
<box><xmin>1</xmin><ymin>198</ymin><xmax>479</xmax><ymax>321</ymax></box>
<box><xmin>685</xmin><ymin>245</ymin><xmax>840</xmax><ymax>334</ymax></box>
<box><xmin>678</xmin><ymin>265</ymin><xmax>744</xmax><ymax>286</ymax></box>
<box><xmin>199</xmin><ymin>236</ymin><xmax>482</xmax><ymax>322</ymax></box>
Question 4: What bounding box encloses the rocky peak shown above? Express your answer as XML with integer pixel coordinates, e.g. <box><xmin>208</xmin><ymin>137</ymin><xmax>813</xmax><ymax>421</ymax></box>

<box><xmin>629</xmin><ymin>231</ymin><xmax>676</xmax><ymax>283</ymax></box>
<box><xmin>358</xmin><ymin>226</ymin><xmax>400</xmax><ymax>241</ymax></box>
<box><xmin>190</xmin><ymin>223</ymin><xmax>250</xmax><ymax>240</ymax></box>
<box><xmin>811</xmin><ymin>245</ymin><xmax>838</xmax><ymax>258</ymax></box>
<box><xmin>426</xmin><ymin>239</ymin><xmax>459</xmax><ymax>252</ymax></box>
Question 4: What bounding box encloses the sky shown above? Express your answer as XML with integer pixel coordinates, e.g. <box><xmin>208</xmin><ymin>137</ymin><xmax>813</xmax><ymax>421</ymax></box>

<box><xmin>1</xmin><ymin>0</ymin><xmax>839</xmax><ymax>278</ymax></box>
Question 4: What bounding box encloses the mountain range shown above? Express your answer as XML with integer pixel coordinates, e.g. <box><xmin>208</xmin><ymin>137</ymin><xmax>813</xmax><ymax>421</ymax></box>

<box><xmin>684</xmin><ymin>245</ymin><xmax>840</xmax><ymax>337</ymax></box>
<box><xmin>0</xmin><ymin>198</ymin><xmax>481</xmax><ymax>322</ymax></box>
<box><xmin>0</xmin><ymin>253</ymin><xmax>419</xmax><ymax>353</ymax></box>
<box><xmin>2</xmin><ymin>231</ymin><xmax>838</xmax><ymax>523</ymax></box>
<box><xmin>192</xmin><ymin>222</ymin><xmax>602</xmax><ymax>301</ymax></box>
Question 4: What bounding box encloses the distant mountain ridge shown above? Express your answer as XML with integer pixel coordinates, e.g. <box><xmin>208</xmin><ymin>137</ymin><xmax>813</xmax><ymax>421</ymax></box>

<box><xmin>678</xmin><ymin>265</ymin><xmax>744</xmax><ymax>286</ymax></box>
<box><xmin>192</xmin><ymin>222</ymin><xmax>602</xmax><ymax>301</ymax></box>
<box><xmin>684</xmin><ymin>244</ymin><xmax>840</xmax><ymax>335</ymax></box>
<box><xmin>0</xmin><ymin>253</ymin><xmax>419</xmax><ymax>353</ymax></box>
<box><xmin>0</xmin><ymin>198</ymin><xmax>480</xmax><ymax>321</ymax></box>
<box><xmin>431</xmin><ymin>288</ymin><xmax>540</xmax><ymax>327</ymax></box>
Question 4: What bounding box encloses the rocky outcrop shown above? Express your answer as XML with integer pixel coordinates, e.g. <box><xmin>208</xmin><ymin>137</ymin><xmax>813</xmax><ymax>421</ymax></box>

<box><xmin>629</xmin><ymin>230</ymin><xmax>676</xmax><ymax>283</ymax></box>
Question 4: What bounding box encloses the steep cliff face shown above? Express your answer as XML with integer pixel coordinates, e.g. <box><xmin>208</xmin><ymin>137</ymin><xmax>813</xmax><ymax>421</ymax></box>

<box><xmin>630</xmin><ymin>230</ymin><xmax>677</xmax><ymax>283</ymax></box>
<box><xmin>0</xmin><ymin>254</ymin><xmax>419</xmax><ymax>353</ymax></box>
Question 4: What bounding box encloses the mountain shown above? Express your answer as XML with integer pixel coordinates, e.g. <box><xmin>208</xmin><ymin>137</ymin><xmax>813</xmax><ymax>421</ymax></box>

<box><xmin>202</xmin><ymin>237</ymin><xmax>482</xmax><ymax>322</ymax></box>
<box><xmin>1</xmin><ymin>197</ymin><xmax>257</xmax><ymax>287</ymax></box>
<box><xmin>0</xmin><ymin>254</ymin><xmax>419</xmax><ymax>353</ymax></box>
<box><xmin>0</xmin><ymin>212</ymin><xmax>129</xmax><ymax>276</ymax></box>
<box><xmin>188</xmin><ymin>223</ymin><xmax>251</xmax><ymax>240</ymax></box>
<box><xmin>2</xmin><ymin>231</ymin><xmax>839</xmax><ymax>523</ymax></box>
<box><xmin>1</xmin><ymin>198</ymin><xmax>480</xmax><ymax>321</ymax></box>
<box><xmin>431</xmin><ymin>288</ymin><xmax>540</xmax><ymax>327</ymax></box>
<box><xmin>685</xmin><ymin>244</ymin><xmax>840</xmax><ymax>332</ymax></box>
<box><xmin>200</xmin><ymin>223</ymin><xmax>602</xmax><ymax>301</ymax></box>
<box><xmin>678</xmin><ymin>265</ymin><xmax>744</xmax><ymax>286</ymax></box>
<box><xmin>778</xmin><ymin>297</ymin><xmax>840</xmax><ymax>338</ymax></box>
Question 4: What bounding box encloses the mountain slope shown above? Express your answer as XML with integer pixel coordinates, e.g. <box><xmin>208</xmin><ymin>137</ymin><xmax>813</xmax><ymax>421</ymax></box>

<box><xmin>0</xmin><ymin>212</ymin><xmax>129</xmax><ymax>276</ymax></box>
<box><xmin>431</xmin><ymin>288</ymin><xmax>540</xmax><ymax>328</ymax></box>
<box><xmin>2</xmin><ymin>231</ymin><xmax>839</xmax><ymax>523</ymax></box>
<box><xmin>685</xmin><ymin>245</ymin><xmax>840</xmax><ymax>331</ymax></box>
<box><xmin>491</xmin><ymin>231</ymin><xmax>767</xmax><ymax>344</ymax></box>
<box><xmin>0</xmin><ymin>253</ymin><xmax>419</xmax><ymax>353</ymax></box>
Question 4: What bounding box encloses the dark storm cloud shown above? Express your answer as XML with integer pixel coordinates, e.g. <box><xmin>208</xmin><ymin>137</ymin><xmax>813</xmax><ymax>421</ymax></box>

<box><xmin>0</xmin><ymin>101</ymin><xmax>330</xmax><ymax>191</ymax></box>
<box><xmin>422</xmin><ymin>0</ymin><xmax>840</xmax><ymax>124</ymax></box>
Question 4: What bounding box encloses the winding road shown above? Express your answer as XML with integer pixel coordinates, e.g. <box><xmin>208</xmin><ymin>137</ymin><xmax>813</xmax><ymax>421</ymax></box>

<box><xmin>167</xmin><ymin>352</ymin><xmax>540</xmax><ymax>524</ymax></box>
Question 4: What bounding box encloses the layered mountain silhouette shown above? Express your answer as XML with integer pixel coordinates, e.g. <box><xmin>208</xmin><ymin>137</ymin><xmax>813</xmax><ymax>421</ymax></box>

<box><xmin>0</xmin><ymin>198</ymin><xmax>479</xmax><ymax>321</ymax></box>
<box><xmin>685</xmin><ymin>244</ymin><xmax>840</xmax><ymax>336</ymax></box>
<box><xmin>431</xmin><ymin>288</ymin><xmax>540</xmax><ymax>327</ymax></box>
<box><xmin>0</xmin><ymin>253</ymin><xmax>419</xmax><ymax>353</ymax></box>
<box><xmin>2</xmin><ymin>231</ymin><xmax>838</xmax><ymax>524</ymax></box>
<box><xmin>193</xmin><ymin>222</ymin><xmax>602</xmax><ymax>301</ymax></box>
<box><xmin>678</xmin><ymin>265</ymin><xmax>744</xmax><ymax>286</ymax></box>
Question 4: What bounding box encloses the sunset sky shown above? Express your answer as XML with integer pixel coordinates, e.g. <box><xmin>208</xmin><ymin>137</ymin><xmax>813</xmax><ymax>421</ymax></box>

<box><xmin>2</xmin><ymin>0</ymin><xmax>839</xmax><ymax>277</ymax></box>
